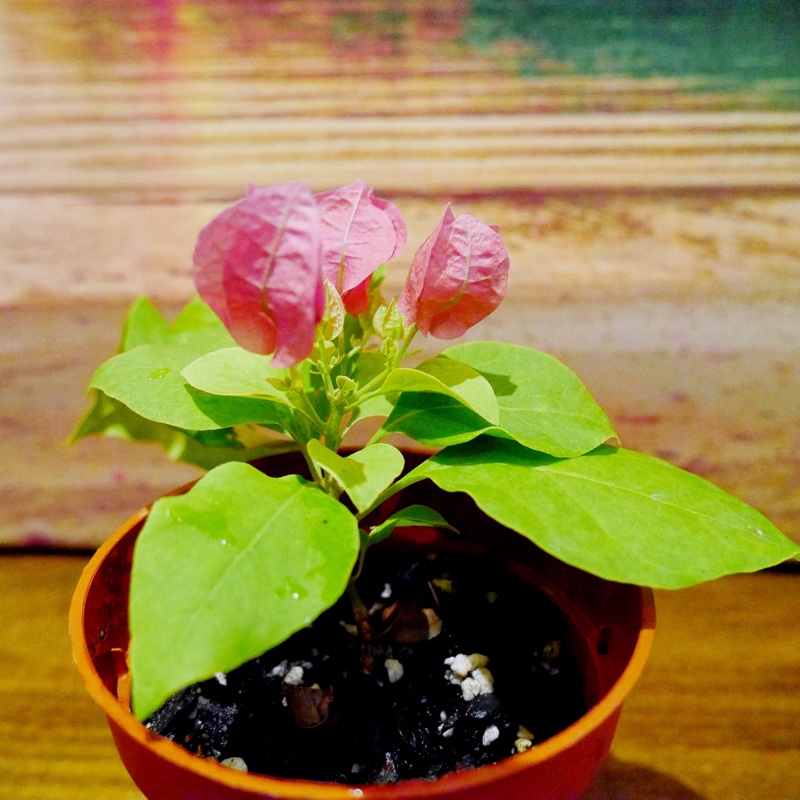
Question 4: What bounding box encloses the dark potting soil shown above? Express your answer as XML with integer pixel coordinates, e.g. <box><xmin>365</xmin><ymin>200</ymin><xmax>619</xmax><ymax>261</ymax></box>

<box><xmin>146</xmin><ymin>548</ymin><xmax>589</xmax><ymax>784</ymax></box>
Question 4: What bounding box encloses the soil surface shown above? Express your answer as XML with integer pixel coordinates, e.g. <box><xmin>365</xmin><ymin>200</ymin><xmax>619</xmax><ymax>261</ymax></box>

<box><xmin>147</xmin><ymin>547</ymin><xmax>588</xmax><ymax>784</ymax></box>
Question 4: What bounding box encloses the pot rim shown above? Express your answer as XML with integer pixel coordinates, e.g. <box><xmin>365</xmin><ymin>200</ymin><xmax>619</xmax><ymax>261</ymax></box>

<box><xmin>70</xmin><ymin>505</ymin><xmax>655</xmax><ymax>799</ymax></box>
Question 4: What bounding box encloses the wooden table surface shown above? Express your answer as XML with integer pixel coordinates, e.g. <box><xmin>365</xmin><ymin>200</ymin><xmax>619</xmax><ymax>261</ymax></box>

<box><xmin>1</xmin><ymin>1</ymin><xmax>798</xmax><ymax>797</ymax></box>
<box><xmin>1</xmin><ymin>554</ymin><xmax>798</xmax><ymax>800</ymax></box>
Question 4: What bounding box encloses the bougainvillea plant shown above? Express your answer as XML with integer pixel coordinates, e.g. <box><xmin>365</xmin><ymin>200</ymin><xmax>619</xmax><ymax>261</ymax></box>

<box><xmin>74</xmin><ymin>180</ymin><xmax>799</xmax><ymax>722</ymax></box>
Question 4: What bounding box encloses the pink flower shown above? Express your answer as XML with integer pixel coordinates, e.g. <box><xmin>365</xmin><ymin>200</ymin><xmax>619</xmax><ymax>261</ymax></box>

<box><xmin>315</xmin><ymin>181</ymin><xmax>407</xmax><ymax>315</ymax></box>
<box><xmin>398</xmin><ymin>205</ymin><xmax>509</xmax><ymax>338</ymax></box>
<box><xmin>193</xmin><ymin>182</ymin><xmax>324</xmax><ymax>368</ymax></box>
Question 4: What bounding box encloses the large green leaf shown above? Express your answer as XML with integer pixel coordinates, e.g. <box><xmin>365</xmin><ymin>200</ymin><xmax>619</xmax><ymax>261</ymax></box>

<box><xmin>121</xmin><ymin>297</ymin><xmax>173</xmax><ymax>350</ymax></box>
<box><xmin>74</xmin><ymin>296</ymin><xmax>261</xmax><ymax>466</ymax></box>
<box><xmin>91</xmin><ymin>344</ymin><xmax>290</xmax><ymax>431</ymax></box>
<box><xmin>378</xmin><ymin>357</ymin><xmax>499</xmax><ymax>424</ymax></box>
<box><xmin>69</xmin><ymin>391</ymin><xmax>267</xmax><ymax>469</ymax></box>
<box><xmin>444</xmin><ymin>341</ymin><xmax>616</xmax><ymax>457</ymax></box>
<box><xmin>181</xmin><ymin>347</ymin><xmax>290</xmax><ymax>402</ymax></box>
<box><xmin>375</xmin><ymin>393</ymin><xmax>494</xmax><ymax>448</ymax></box>
<box><xmin>398</xmin><ymin>437</ymin><xmax>798</xmax><ymax>589</ymax></box>
<box><xmin>307</xmin><ymin>440</ymin><xmax>405</xmax><ymax>512</ymax></box>
<box><xmin>122</xmin><ymin>295</ymin><xmax>236</xmax><ymax>352</ymax></box>
<box><xmin>129</xmin><ymin>463</ymin><xmax>360</xmax><ymax>720</ymax></box>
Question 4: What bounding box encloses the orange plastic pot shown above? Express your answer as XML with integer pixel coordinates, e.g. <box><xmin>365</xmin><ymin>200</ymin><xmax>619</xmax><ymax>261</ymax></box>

<box><xmin>71</xmin><ymin>455</ymin><xmax>655</xmax><ymax>800</ymax></box>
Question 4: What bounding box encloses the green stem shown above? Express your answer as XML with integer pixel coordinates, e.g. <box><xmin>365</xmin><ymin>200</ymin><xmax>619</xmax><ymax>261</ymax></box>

<box><xmin>344</xmin><ymin>324</ymin><xmax>418</xmax><ymax>413</ymax></box>
<box><xmin>325</xmin><ymin>403</ymin><xmax>344</xmax><ymax>452</ymax></box>
<box><xmin>346</xmin><ymin>579</ymin><xmax>372</xmax><ymax>642</ymax></box>
<box><xmin>316</xmin><ymin>329</ymin><xmax>336</xmax><ymax>397</ymax></box>
<box><xmin>394</xmin><ymin>323</ymin><xmax>418</xmax><ymax>363</ymax></box>
<box><xmin>287</xmin><ymin>365</ymin><xmax>327</xmax><ymax>435</ymax></box>
<box><xmin>296</xmin><ymin>438</ymin><xmax>324</xmax><ymax>487</ymax></box>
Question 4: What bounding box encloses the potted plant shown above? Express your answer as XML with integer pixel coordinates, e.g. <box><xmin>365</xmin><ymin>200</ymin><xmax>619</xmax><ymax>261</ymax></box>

<box><xmin>70</xmin><ymin>181</ymin><xmax>798</xmax><ymax>800</ymax></box>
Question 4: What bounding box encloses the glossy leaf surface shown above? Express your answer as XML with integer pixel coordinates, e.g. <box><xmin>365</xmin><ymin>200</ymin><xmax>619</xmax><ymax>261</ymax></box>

<box><xmin>181</xmin><ymin>347</ymin><xmax>290</xmax><ymax>402</ymax></box>
<box><xmin>70</xmin><ymin>391</ymin><xmax>264</xmax><ymax>469</ymax></box>
<box><xmin>399</xmin><ymin>437</ymin><xmax>799</xmax><ymax>588</ymax></box>
<box><xmin>307</xmin><ymin>440</ymin><xmax>405</xmax><ymax>512</ymax></box>
<box><xmin>92</xmin><ymin>344</ymin><xmax>289</xmax><ymax>431</ymax></box>
<box><xmin>73</xmin><ymin>297</ymin><xmax>270</xmax><ymax>466</ymax></box>
<box><xmin>376</xmin><ymin>393</ymin><xmax>493</xmax><ymax>448</ymax></box>
<box><xmin>378</xmin><ymin>357</ymin><xmax>499</xmax><ymax>424</ymax></box>
<box><xmin>444</xmin><ymin>341</ymin><xmax>616</xmax><ymax>457</ymax></box>
<box><xmin>130</xmin><ymin>463</ymin><xmax>360</xmax><ymax>720</ymax></box>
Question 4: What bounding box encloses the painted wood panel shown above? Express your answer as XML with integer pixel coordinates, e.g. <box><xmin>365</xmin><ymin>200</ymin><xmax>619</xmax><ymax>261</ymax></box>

<box><xmin>1</xmin><ymin>0</ymin><xmax>798</xmax><ymax>548</ymax></box>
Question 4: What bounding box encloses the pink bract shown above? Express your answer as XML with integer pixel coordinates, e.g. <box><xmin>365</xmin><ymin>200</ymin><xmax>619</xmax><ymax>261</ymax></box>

<box><xmin>193</xmin><ymin>182</ymin><xmax>324</xmax><ymax>368</ymax></box>
<box><xmin>316</xmin><ymin>181</ymin><xmax>407</xmax><ymax>315</ymax></box>
<box><xmin>398</xmin><ymin>205</ymin><xmax>509</xmax><ymax>339</ymax></box>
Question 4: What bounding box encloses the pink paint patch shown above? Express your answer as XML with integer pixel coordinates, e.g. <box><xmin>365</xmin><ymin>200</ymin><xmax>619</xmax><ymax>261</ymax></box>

<box><xmin>19</xmin><ymin>533</ymin><xmax>56</xmax><ymax>549</ymax></box>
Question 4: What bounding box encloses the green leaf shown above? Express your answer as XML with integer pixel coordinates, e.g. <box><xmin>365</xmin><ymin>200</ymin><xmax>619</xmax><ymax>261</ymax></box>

<box><xmin>123</xmin><ymin>295</ymin><xmax>235</xmax><ymax>352</ymax></box>
<box><xmin>378</xmin><ymin>357</ymin><xmax>499</xmax><ymax>424</ymax></box>
<box><xmin>74</xmin><ymin>296</ymin><xmax>261</xmax><ymax>466</ymax></box>
<box><xmin>121</xmin><ymin>298</ymin><xmax>173</xmax><ymax>350</ymax></box>
<box><xmin>400</xmin><ymin>437</ymin><xmax>799</xmax><ymax>589</ymax></box>
<box><xmin>129</xmin><ymin>463</ymin><xmax>360</xmax><ymax>720</ymax></box>
<box><xmin>444</xmin><ymin>341</ymin><xmax>616</xmax><ymax>457</ymax></box>
<box><xmin>181</xmin><ymin>347</ymin><xmax>291</xmax><ymax>402</ymax></box>
<box><xmin>71</xmin><ymin>387</ymin><xmax>292</xmax><ymax>469</ymax></box>
<box><xmin>367</xmin><ymin>504</ymin><xmax>458</xmax><ymax>546</ymax></box>
<box><xmin>375</xmin><ymin>393</ymin><xmax>494</xmax><ymax>447</ymax></box>
<box><xmin>91</xmin><ymin>344</ymin><xmax>290</xmax><ymax>431</ymax></box>
<box><xmin>307</xmin><ymin>440</ymin><xmax>405</xmax><ymax>513</ymax></box>
<box><xmin>70</xmin><ymin>390</ymin><xmax>256</xmax><ymax>469</ymax></box>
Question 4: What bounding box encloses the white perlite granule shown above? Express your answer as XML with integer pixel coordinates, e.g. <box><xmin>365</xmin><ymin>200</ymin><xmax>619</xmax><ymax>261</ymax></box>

<box><xmin>214</xmin><ymin>672</ymin><xmax>228</xmax><ymax>686</ymax></box>
<box><xmin>444</xmin><ymin>653</ymin><xmax>489</xmax><ymax>679</ymax></box>
<box><xmin>385</xmin><ymin>658</ymin><xmax>404</xmax><ymax>684</ymax></box>
<box><xmin>515</xmin><ymin>725</ymin><xmax>534</xmax><ymax>753</ymax></box>
<box><xmin>482</xmin><ymin>725</ymin><xmax>500</xmax><ymax>746</ymax></box>
<box><xmin>444</xmin><ymin>653</ymin><xmax>495</xmax><ymax>700</ymax></box>
<box><xmin>515</xmin><ymin>738</ymin><xmax>533</xmax><ymax>753</ymax></box>
<box><xmin>283</xmin><ymin>665</ymin><xmax>304</xmax><ymax>686</ymax></box>
<box><xmin>460</xmin><ymin>667</ymin><xmax>495</xmax><ymax>701</ymax></box>
<box><xmin>220</xmin><ymin>756</ymin><xmax>248</xmax><ymax>772</ymax></box>
<box><xmin>268</xmin><ymin>660</ymin><xmax>289</xmax><ymax>678</ymax></box>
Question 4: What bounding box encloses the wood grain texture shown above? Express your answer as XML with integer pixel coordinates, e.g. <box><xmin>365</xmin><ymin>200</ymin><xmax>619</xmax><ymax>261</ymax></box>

<box><xmin>0</xmin><ymin>2</ymin><xmax>798</xmax><ymax>796</ymax></box>
<box><xmin>1</xmin><ymin>555</ymin><xmax>797</xmax><ymax>799</ymax></box>
<box><xmin>3</xmin><ymin>193</ymin><xmax>798</xmax><ymax>546</ymax></box>
<box><xmin>0</xmin><ymin>1</ymin><xmax>798</xmax><ymax>553</ymax></box>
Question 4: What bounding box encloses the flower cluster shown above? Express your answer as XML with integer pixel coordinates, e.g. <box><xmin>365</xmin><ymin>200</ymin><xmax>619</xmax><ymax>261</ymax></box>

<box><xmin>193</xmin><ymin>181</ymin><xmax>510</xmax><ymax>367</ymax></box>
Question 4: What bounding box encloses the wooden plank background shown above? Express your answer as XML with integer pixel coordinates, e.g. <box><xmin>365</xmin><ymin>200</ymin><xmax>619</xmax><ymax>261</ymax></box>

<box><xmin>1</xmin><ymin>3</ymin><xmax>799</xmax><ymax>800</ymax></box>
<box><xmin>1</xmin><ymin>0</ymin><xmax>799</xmax><ymax>552</ymax></box>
